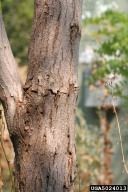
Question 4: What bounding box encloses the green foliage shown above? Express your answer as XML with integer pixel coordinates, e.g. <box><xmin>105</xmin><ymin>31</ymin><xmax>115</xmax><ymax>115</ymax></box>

<box><xmin>83</xmin><ymin>10</ymin><xmax>128</xmax><ymax>100</ymax></box>
<box><xmin>2</xmin><ymin>1</ymin><xmax>33</xmax><ymax>65</ymax></box>
<box><xmin>75</xmin><ymin>108</ymin><xmax>103</xmax><ymax>190</ymax></box>
<box><xmin>0</xmin><ymin>0</ymin><xmax>2</xmax><ymax>15</ymax></box>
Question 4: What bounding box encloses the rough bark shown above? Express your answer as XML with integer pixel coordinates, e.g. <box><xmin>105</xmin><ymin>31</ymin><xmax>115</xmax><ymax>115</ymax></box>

<box><xmin>0</xmin><ymin>0</ymin><xmax>82</xmax><ymax>191</ymax></box>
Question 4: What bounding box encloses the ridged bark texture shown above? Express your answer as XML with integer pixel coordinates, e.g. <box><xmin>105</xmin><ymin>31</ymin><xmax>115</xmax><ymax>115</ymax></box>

<box><xmin>0</xmin><ymin>0</ymin><xmax>82</xmax><ymax>191</ymax></box>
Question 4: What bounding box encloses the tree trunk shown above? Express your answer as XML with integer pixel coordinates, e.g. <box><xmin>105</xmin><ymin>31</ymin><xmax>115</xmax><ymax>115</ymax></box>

<box><xmin>0</xmin><ymin>1</ymin><xmax>82</xmax><ymax>191</ymax></box>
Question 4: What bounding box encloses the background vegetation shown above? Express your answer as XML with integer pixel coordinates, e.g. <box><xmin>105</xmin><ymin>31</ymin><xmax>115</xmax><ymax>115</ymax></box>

<box><xmin>75</xmin><ymin>109</ymin><xmax>103</xmax><ymax>191</ymax></box>
<box><xmin>83</xmin><ymin>10</ymin><xmax>128</xmax><ymax>102</ymax></box>
<box><xmin>2</xmin><ymin>1</ymin><xmax>33</xmax><ymax>65</ymax></box>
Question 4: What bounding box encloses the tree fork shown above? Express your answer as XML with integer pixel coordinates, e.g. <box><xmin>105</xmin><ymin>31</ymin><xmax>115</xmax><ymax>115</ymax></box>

<box><xmin>0</xmin><ymin>0</ymin><xmax>82</xmax><ymax>191</ymax></box>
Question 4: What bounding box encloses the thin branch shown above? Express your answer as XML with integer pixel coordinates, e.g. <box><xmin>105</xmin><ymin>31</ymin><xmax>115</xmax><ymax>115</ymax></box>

<box><xmin>112</xmin><ymin>89</ymin><xmax>128</xmax><ymax>174</ymax></box>
<box><xmin>0</xmin><ymin>15</ymin><xmax>23</xmax><ymax>124</ymax></box>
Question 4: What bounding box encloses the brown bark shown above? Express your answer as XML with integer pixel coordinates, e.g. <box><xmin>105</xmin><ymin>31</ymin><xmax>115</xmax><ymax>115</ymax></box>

<box><xmin>0</xmin><ymin>0</ymin><xmax>82</xmax><ymax>191</ymax></box>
